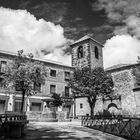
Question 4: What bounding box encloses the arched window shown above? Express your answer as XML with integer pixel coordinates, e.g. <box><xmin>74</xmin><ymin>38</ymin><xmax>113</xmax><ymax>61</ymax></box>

<box><xmin>95</xmin><ymin>46</ymin><xmax>99</xmax><ymax>59</ymax></box>
<box><xmin>108</xmin><ymin>103</ymin><xmax>118</xmax><ymax>109</ymax></box>
<box><xmin>77</xmin><ymin>46</ymin><xmax>83</xmax><ymax>59</ymax></box>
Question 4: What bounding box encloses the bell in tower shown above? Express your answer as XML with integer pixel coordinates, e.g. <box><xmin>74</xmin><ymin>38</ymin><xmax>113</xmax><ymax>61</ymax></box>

<box><xmin>70</xmin><ymin>35</ymin><xmax>104</xmax><ymax>69</ymax></box>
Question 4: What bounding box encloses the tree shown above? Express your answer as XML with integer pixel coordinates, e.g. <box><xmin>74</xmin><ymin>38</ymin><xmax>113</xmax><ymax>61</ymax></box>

<box><xmin>69</xmin><ymin>67</ymin><xmax>114</xmax><ymax>115</ymax></box>
<box><xmin>50</xmin><ymin>93</ymin><xmax>63</xmax><ymax>107</ymax></box>
<box><xmin>3</xmin><ymin>50</ymin><xmax>47</xmax><ymax>113</ymax></box>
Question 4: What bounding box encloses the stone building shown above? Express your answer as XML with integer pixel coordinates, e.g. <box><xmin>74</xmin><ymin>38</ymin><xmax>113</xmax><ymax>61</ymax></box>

<box><xmin>0</xmin><ymin>50</ymin><xmax>74</xmax><ymax>118</ymax></box>
<box><xmin>103</xmin><ymin>64</ymin><xmax>140</xmax><ymax>116</ymax></box>
<box><xmin>0</xmin><ymin>34</ymin><xmax>140</xmax><ymax>118</ymax></box>
<box><xmin>71</xmin><ymin>35</ymin><xmax>104</xmax><ymax>116</ymax></box>
<box><xmin>71</xmin><ymin>35</ymin><xmax>140</xmax><ymax>117</ymax></box>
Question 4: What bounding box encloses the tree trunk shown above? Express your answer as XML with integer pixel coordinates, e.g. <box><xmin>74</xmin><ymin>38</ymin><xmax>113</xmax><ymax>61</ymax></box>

<box><xmin>88</xmin><ymin>97</ymin><xmax>96</xmax><ymax>116</ymax></box>
<box><xmin>90</xmin><ymin>103</ymin><xmax>96</xmax><ymax>116</ymax></box>
<box><xmin>20</xmin><ymin>89</ymin><xmax>25</xmax><ymax>114</ymax></box>
<box><xmin>90</xmin><ymin>106</ymin><xmax>94</xmax><ymax>116</ymax></box>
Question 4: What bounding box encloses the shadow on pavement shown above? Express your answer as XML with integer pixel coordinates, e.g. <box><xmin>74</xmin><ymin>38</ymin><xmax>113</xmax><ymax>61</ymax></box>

<box><xmin>22</xmin><ymin>124</ymin><xmax>83</xmax><ymax>140</ymax></box>
<box><xmin>6</xmin><ymin>122</ymin><xmax>125</xmax><ymax>140</ymax></box>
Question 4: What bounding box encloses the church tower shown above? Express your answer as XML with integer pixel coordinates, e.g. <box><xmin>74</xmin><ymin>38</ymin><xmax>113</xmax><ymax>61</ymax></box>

<box><xmin>70</xmin><ymin>35</ymin><xmax>104</xmax><ymax>69</ymax></box>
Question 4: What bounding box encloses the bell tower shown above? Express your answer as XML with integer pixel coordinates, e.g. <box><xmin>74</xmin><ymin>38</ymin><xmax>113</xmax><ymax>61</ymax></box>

<box><xmin>70</xmin><ymin>35</ymin><xmax>104</xmax><ymax>69</ymax></box>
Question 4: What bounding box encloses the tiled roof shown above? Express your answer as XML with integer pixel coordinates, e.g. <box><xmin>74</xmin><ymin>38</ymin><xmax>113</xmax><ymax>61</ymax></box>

<box><xmin>105</xmin><ymin>63</ymin><xmax>140</xmax><ymax>72</ymax></box>
<box><xmin>70</xmin><ymin>35</ymin><xmax>104</xmax><ymax>47</ymax></box>
<box><xmin>0</xmin><ymin>49</ymin><xmax>74</xmax><ymax>69</ymax></box>
<box><xmin>105</xmin><ymin>64</ymin><xmax>130</xmax><ymax>71</ymax></box>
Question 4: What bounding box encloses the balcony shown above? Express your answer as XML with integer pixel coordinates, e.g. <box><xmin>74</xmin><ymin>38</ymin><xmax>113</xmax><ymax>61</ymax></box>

<box><xmin>61</xmin><ymin>94</ymin><xmax>73</xmax><ymax>102</ymax></box>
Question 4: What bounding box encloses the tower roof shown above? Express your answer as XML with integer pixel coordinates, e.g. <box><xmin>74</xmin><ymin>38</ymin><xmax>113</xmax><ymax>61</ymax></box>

<box><xmin>70</xmin><ymin>35</ymin><xmax>104</xmax><ymax>47</ymax></box>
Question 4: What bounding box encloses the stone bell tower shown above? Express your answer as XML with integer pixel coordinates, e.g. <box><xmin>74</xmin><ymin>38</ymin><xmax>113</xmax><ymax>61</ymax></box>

<box><xmin>70</xmin><ymin>35</ymin><xmax>104</xmax><ymax>69</ymax></box>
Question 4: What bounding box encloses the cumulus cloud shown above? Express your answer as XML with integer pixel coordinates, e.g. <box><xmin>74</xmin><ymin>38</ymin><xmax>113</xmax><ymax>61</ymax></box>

<box><xmin>93</xmin><ymin>0</ymin><xmax>140</xmax><ymax>22</ymax></box>
<box><xmin>103</xmin><ymin>35</ymin><xmax>140</xmax><ymax>68</ymax></box>
<box><xmin>0</xmin><ymin>7</ymin><xmax>71</xmax><ymax>65</ymax></box>
<box><xmin>93</xmin><ymin>0</ymin><xmax>140</xmax><ymax>68</ymax></box>
<box><xmin>44</xmin><ymin>48</ymin><xmax>71</xmax><ymax>66</ymax></box>
<box><xmin>93</xmin><ymin>0</ymin><xmax>140</xmax><ymax>38</ymax></box>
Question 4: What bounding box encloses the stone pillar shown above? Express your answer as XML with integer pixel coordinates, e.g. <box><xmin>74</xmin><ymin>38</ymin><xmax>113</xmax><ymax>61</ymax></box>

<box><xmin>73</xmin><ymin>98</ymin><xmax>76</xmax><ymax>119</ymax></box>
<box><xmin>43</xmin><ymin>102</ymin><xmax>47</xmax><ymax>111</ymax></box>
<box><xmin>26</xmin><ymin>98</ymin><xmax>30</xmax><ymax>112</ymax></box>
<box><xmin>7</xmin><ymin>94</ymin><xmax>13</xmax><ymax>111</ymax></box>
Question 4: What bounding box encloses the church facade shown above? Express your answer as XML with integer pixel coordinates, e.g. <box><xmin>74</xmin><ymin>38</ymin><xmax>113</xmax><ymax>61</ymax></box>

<box><xmin>70</xmin><ymin>35</ymin><xmax>140</xmax><ymax>117</ymax></box>
<box><xmin>0</xmin><ymin>35</ymin><xmax>140</xmax><ymax>118</ymax></box>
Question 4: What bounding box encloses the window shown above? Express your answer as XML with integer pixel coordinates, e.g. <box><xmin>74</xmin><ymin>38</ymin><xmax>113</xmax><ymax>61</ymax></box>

<box><xmin>50</xmin><ymin>85</ymin><xmax>56</xmax><ymax>93</ymax></box>
<box><xmin>95</xmin><ymin>46</ymin><xmax>99</xmax><ymax>59</ymax></box>
<box><xmin>33</xmin><ymin>82</ymin><xmax>41</xmax><ymax>92</ymax></box>
<box><xmin>65</xmin><ymin>71</ymin><xmax>70</xmax><ymax>81</ymax></box>
<box><xmin>77</xmin><ymin>46</ymin><xmax>84</xmax><ymax>59</ymax></box>
<box><xmin>80</xmin><ymin>103</ymin><xmax>83</xmax><ymax>109</ymax></box>
<box><xmin>0</xmin><ymin>61</ymin><xmax>7</xmax><ymax>73</ymax></box>
<box><xmin>0</xmin><ymin>78</ymin><xmax>4</xmax><ymax>90</ymax></box>
<box><xmin>50</xmin><ymin>69</ymin><xmax>56</xmax><ymax>77</ymax></box>
<box><xmin>14</xmin><ymin>100</ymin><xmax>22</xmax><ymax>112</ymax></box>
<box><xmin>31</xmin><ymin>102</ymin><xmax>42</xmax><ymax>111</ymax></box>
<box><xmin>65</xmin><ymin>86</ymin><xmax>69</xmax><ymax>97</ymax></box>
<box><xmin>0</xmin><ymin>100</ymin><xmax>5</xmax><ymax>114</ymax></box>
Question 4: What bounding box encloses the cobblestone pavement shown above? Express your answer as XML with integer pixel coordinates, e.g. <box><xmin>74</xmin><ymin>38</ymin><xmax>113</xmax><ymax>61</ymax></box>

<box><xmin>23</xmin><ymin>121</ymin><xmax>126</xmax><ymax>140</ymax></box>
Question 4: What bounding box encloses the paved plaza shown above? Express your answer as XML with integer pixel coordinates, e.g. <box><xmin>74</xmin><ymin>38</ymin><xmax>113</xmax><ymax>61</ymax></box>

<box><xmin>23</xmin><ymin>121</ymin><xmax>126</xmax><ymax>140</ymax></box>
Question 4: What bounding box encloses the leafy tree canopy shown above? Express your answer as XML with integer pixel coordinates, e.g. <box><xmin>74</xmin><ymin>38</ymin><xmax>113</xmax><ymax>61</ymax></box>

<box><xmin>69</xmin><ymin>67</ymin><xmax>114</xmax><ymax>115</ymax></box>
<box><xmin>50</xmin><ymin>93</ymin><xmax>63</xmax><ymax>107</ymax></box>
<box><xmin>3</xmin><ymin>50</ymin><xmax>47</xmax><ymax>112</ymax></box>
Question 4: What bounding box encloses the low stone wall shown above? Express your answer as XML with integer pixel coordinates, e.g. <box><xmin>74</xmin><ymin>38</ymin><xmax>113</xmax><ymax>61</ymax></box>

<box><xmin>57</xmin><ymin>111</ymin><xmax>69</xmax><ymax>121</ymax></box>
<box><xmin>26</xmin><ymin>111</ymin><xmax>69</xmax><ymax>122</ymax></box>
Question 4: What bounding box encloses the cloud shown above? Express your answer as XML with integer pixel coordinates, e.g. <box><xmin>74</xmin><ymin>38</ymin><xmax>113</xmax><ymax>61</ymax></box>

<box><xmin>93</xmin><ymin>0</ymin><xmax>140</xmax><ymax>22</ymax></box>
<box><xmin>44</xmin><ymin>48</ymin><xmax>71</xmax><ymax>66</ymax></box>
<box><xmin>0</xmin><ymin>7</ymin><xmax>71</xmax><ymax>66</ymax></box>
<box><xmin>93</xmin><ymin>0</ymin><xmax>140</xmax><ymax>38</ymax></box>
<box><xmin>114</xmin><ymin>15</ymin><xmax>140</xmax><ymax>38</ymax></box>
<box><xmin>103</xmin><ymin>35</ymin><xmax>140</xmax><ymax>68</ymax></box>
<box><xmin>29</xmin><ymin>2</ymin><xmax>69</xmax><ymax>23</ymax></box>
<box><xmin>92</xmin><ymin>0</ymin><xmax>140</xmax><ymax>68</ymax></box>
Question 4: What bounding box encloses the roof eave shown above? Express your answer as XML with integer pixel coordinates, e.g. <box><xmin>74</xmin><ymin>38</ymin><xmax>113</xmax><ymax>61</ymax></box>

<box><xmin>70</xmin><ymin>37</ymin><xmax>104</xmax><ymax>48</ymax></box>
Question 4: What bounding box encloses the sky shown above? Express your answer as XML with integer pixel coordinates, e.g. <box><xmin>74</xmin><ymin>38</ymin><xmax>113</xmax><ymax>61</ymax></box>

<box><xmin>0</xmin><ymin>0</ymin><xmax>140</xmax><ymax>68</ymax></box>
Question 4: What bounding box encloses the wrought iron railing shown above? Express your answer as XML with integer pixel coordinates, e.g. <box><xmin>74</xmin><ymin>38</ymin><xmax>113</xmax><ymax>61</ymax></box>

<box><xmin>81</xmin><ymin>115</ymin><xmax>140</xmax><ymax>140</ymax></box>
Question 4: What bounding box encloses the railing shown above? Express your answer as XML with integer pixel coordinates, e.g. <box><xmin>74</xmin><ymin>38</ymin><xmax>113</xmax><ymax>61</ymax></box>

<box><xmin>0</xmin><ymin>114</ymin><xmax>28</xmax><ymax>138</ymax></box>
<box><xmin>81</xmin><ymin>115</ymin><xmax>140</xmax><ymax>140</ymax></box>
<box><xmin>0</xmin><ymin>114</ymin><xmax>28</xmax><ymax>124</ymax></box>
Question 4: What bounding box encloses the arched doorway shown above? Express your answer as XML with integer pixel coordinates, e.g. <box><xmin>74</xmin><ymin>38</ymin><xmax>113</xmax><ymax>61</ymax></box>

<box><xmin>108</xmin><ymin>103</ymin><xmax>119</xmax><ymax>115</ymax></box>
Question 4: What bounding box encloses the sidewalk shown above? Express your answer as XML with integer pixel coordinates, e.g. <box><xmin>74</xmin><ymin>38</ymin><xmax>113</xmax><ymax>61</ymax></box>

<box><xmin>23</xmin><ymin>121</ymin><xmax>126</xmax><ymax>140</ymax></box>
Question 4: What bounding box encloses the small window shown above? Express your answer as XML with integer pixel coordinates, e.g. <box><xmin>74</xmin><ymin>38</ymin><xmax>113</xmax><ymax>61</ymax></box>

<box><xmin>14</xmin><ymin>100</ymin><xmax>22</xmax><ymax>112</ymax></box>
<box><xmin>0</xmin><ymin>61</ymin><xmax>7</xmax><ymax>73</ymax></box>
<box><xmin>50</xmin><ymin>69</ymin><xmax>56</xmax><ymax>77</ymax></box>
<box><xmin>77</xmin><ymin>46</ymin><xmax>84</xmax><ymax>59</ymax></box>
<box><xmin>65</xmin><ymin>71</ymin><xmax>70</xmax><ymax>81</ymax></box>
<box><xmin>50</xmin><ymin>85</ymin><xmax>56</xmax><ymax>93</ymax></box>
<box><xmin>80</xmin><ymin>103</ymin><xmax>83</xmax><ymax>109</ymax></box>
<box><xmin>95</xmin><ymin>46</ymin><xmax>99</xmax><ymax>59</ymax></box>
<box><xmin>34</xmin><ymin>82</ymin><xmax>41</xmax><ymax>92</ymax></box>
<box><xmin>65</xmin><ymin>86</ymin><xmax>69</xmax><ymax>97</ymax></box>
<box><xmin>0</xmin><ymin>100</ymin><xmax>5</xmax><ymax>113</ymax></box>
